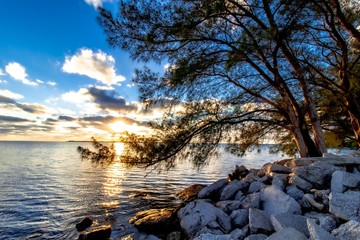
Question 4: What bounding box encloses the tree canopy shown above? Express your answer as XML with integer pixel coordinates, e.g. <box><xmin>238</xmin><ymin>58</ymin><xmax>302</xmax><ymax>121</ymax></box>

<box><xmin>79</xmin><ymin>0</ymin><xmax>360</xmax><ymax>169</ymax></box>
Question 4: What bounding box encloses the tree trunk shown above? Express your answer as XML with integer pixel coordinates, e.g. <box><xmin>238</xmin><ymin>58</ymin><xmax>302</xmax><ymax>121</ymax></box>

<box><xmin>346</xmin><ymin>93</ymin><xmax>360</xmax><ymax>146</ymax></box>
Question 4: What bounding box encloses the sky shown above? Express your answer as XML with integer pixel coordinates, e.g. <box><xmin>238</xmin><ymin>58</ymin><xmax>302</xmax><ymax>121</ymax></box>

<box><xmin>0</xmin><ymin>0</ymin><xmax>166</xmax><ymax>141</ymax></box>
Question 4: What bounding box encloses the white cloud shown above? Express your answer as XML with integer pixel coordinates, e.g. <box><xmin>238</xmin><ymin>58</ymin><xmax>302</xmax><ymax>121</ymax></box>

<box><xmin>62</xmin><ymin>48</ymin><xmax>125</xmax><ymax>85</ymax></box>
<box><xmin>0</xmin><ymin>89</ymin><xmax>24</xmax><ymax>99</ymax></box>
<box><xmin>5</xmin><ymin>62</ymin><xmax>38</xmax><ymax>86</ymax></box>
<box><xmin>84</xmin><ymin>0</ymin><xmax>111</xmax><ymax>8</ymax></box>
<box><xmin>0</xmin><ymin>80</ymin><xmax>7</xmax><ymax>83</ymax></box>
<box><xmin>36</xmin><ymin>79</ymin><xmax>44</xmax><ymax>84</ymax></box>
<box><xmin>47</xmin><ymin>81</ymin><xmax>57</xmax><ymax>86</ymax></box>
<box><xmin>61</xmin><ymin>88</ymin><xmax>92</xmax><ymax>104</ymax></box>
<box><xmin>126</xmin><ymin>83</ymin><xmax>135</xmax><ymax>88</ymax></box>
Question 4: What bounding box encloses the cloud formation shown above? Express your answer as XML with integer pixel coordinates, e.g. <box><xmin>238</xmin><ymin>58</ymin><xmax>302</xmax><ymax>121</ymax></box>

<box><xmin>0</xmin><ymin>89</ymin><xmax>24</xmax><ymax>100</ymax></box>
<box><xmin>62</xmin><ymin>48</ymin><xmax>125</xmax><ymax>85</ymax></box>
<box><xmin>5</xmin><ymin>62</ymin><xmax>38</xmax><ymax>86</ymax></box>
<box><xmin>84</xmin><ymin>0</ymin><xmax>110</xmax><ymax>8</ymax></box>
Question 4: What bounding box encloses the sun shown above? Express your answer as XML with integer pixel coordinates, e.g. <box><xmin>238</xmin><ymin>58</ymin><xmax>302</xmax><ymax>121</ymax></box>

<box><xmin>108</xmin><ymin>121</ymin><xmax>151</xmax><ymax>135</ymax></box>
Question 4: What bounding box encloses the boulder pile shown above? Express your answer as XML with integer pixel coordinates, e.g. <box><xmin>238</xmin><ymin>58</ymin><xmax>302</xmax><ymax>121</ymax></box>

<box><xmin>125</xmin><ymin>156</ymin><xmax>360</xmax><ymax>240</ymax></box>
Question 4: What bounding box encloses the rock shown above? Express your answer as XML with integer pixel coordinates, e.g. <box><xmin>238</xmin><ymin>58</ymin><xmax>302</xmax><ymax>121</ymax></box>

<box><xmin>329</xmin><ymin>191</ymin><xmax>360</xmax><ymax>221</ymax></box>
<box><xmin>292</xmin><ymin>162</ymin><xmax>340</xmax><ymax>188</ymax></box>
<box><xmin>198</xmin><ymin>178</ymin><xmax>228</xmax><ymax>200</ymax></box>
<box><xmin>304</xmin><ymin>212</ymin><xmax>337</xmax><ymax>232</ymax></box>
<box><xmin>331</xmin><ymin>171</ymin><xmax>360</xmax><ymax>193</ymax></box>
<box><xmin>261</xmin><ymin>185</ymin><xmax>302</xmax><ymax>215</ymax></box>
<box><xmin>243</xmin><ymin>234</ymin><xmax>268</xmax><ymax>240</ymax></box>
<box><xmin>271</xmin><ymin>174</ymin><xmax>286</xmax><ymax>189</ymax></box>
<box><xmin>216</xmin><ymin>200</ymin><xmax>242</xmax><ymax>214</ymax></box>
<box><xmin>288</xmin><ymin>175</ymin><xmax>313</xmax><ymax>192</ymax></box>
<box><xmin>166</xmin><ymin>231</ymin><xmax>182</xmax><ymax>240</ymax></box>
<box><xmin>230</xmin><ymin>209</ymin><xmax>249</xmax><ymax>228</ymax></box>
<box><xmin>177</xmin><ymin>200</ymin><xmax>232</xmax><ymax>239</ymax></box>
<box><xmin>312</xmin><ymin>189</ymin><xmax>330</xmax><ymax>205</ymax></box>
<box><xmin>286</xmin><ymin>185</ymin><xmax>305</xmax><ymax>201</ymax></box>
<box><xmin>331</xmin><ymin>220</ymin><xmax>360</xmax><ymax>240</ymax></box>
<box><xmin>284</xmin><ymin>157</ymin><xmax>360</xmax><ymax>168</ymax></box>
<box><xmin>307</xmin><ymin>219</ymin><xmax>337</xmax><ymax>240</ymax></box>
<box><xmin>248</xmin><ymin>181</ymin><xmax>267</xmax><ymax>194</ymax></box>
<box><xmin>302</xmin><ymin>194</ymin><xmax>324</xmax><ymax>211</ymax></box>
<box><xmin>122</xmin><ymin>233</ymin><xmax>161</xmax><ymax>240</ymax></box>
<box><xmin>234</xmin><ymin>190</ymin><xmax>246</xmax><ymax>201</ymax></box>
<box><xmin>228</xmin><ymin>165</ymin><xmax>249</xmax><ymax>181</ymax></box>
<box><xmin>241</xmin><ymin>192</ymin><xmax>260</xmax><ymax>209</ymax></box>
<box><xmin>266</xmin><ymin>227</ymin><xmax>307</xmax><ymax>240</ymax></box>
<box><xmin>78</xmin><ymin>226</ymin><xmax>111</xmax><ymax>240</ymax></box>
<box><xmin>248</xmin><ymin>208</ymin><xmax>274</xmax><ymax>235</ymax></box>
<box><xmin>193</xmin><ymin>228</ymin><xmax>246</xmax><ymax>240</ymax></box>
<box><xmin>76</xmin><ymin>217</ymin><xmax>93</xmax><ymax>232</ymax></box>
<box><xmin>258</xmin><ymin>163</ymin><xmax>291</xmax><ymax>177</ymax></box>
<box><xmin>219</xmin><ymin>180</ymin><xmax>243</xmax><ymax>201</ymax></box>
<box><xmin>129</xmin><ymin>207</ymin><xmax>180</xmax><ymax>234</ymax></box>
<box><xmin>176</xmin><ymin>184</ymin><xmax>206</xmax><ymax>202</ymax></box>
<box><xmin>270</xmin><ymin>212</ymin><xmax>311</xmax><ymax>237</ymax></box>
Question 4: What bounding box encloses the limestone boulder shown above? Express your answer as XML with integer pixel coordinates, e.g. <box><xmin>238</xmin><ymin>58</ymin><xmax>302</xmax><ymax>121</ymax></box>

<box><xmin>241</xmin><ymin>192</ymin><xmax>260</xmax><ymax>209</ymax></box>
<box><xmin>198</xmin><ymin>179</ymin><xmax>228</xmax><ymax>200</ymax></box>
<box><xmin>248</xmin><ymin>181</ymin><xmax>267</xmax><ymax>194</ymax></box>
<box><xmin>243</xmin><ymin>234</ymin><xmax>267</xmax><ymax>240</ymax></box>
<box><xmin>248</xmin><ymin>208</ymin><xmax>274</xmax><ymax>235</ymax></box>
<box><xmin>270</xmin><ymin>212</ymin><xmax>311</xmax><ymax>237</ymax></box>
<box><xmin>307</xmin><ymin>219</ymin><xmax>337</xmax><ymax>240</ymax></box>
<box><xmin>266</xmin><ymin>227</ymin><xmax>307</xmax><ymax>240</ymax></box>
<box><xmin>288</xmin><ymin>175</ymin><xmax>313</xmax><ymax>192</ymax></box>
<box><xmin>329</xmin><ymin>191</ymin><xmax>360</xmax><ymax>221</ymax></box>
<box><xmin>261</xmin><ymin>186</ymin><xmax>302</xmax><ymax>215</ymax></box>
<box><xmin>176</xmin><ymin>184</ymin><xmax>206</xmax><ymax>203</ymax></box>
<box><xmin>304</xmin><ymin>212</ymin><xmax>337</xmax><ymax>232</ymax></box>
<box><xmin>178</xmin><ymin>200</ymin><xmax>232</xmax><ymax>239</ymax></box>
<box><xmin>219</xmin><ymin>180</ymin><xmax>243</xmax><ymax>201</ymax></box>
<box><xmin>230</xmin><ymin>209</ymin><xmax>249</xmax><ymax>228</ymax></box>
<box><xmin>331</xmin><ymin>220</ymin><xmax>360</xmax><ymax>240</ymax></box>
<box><xmin>331</xmin><ymin>171</ymin><xmax>360</xmax><ymax>193</ymax></box>
<box><xmin>286</xmin><ymin>185</ymin><xmax>304</xmax><ymax>201</ymax></box>
<box><xmin>292</xmin><ymin>162</ymin><xmax>340</xmax><ymax>188</ymax></box>
<box><xmin>216</xmin><ymin>200</ymin><xmax>242</xmax><ymax>214</ymax></box>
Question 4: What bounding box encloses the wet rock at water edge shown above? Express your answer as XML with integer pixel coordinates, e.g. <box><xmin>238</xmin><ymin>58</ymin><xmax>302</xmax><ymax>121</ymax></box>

<box><xmin>129</xmin><ymin>207</ymin><xmax>180</xmax><ymax>234</ymax></box>
<box><xmin>78</xmin><ymin>226</ymin><xmax>111</xmax><ymax>240</ymax></box>
<box><xmin>176</xmin><ymin>184</ymin><xmax>206</xmax><ymax>203</ymax></box>
<box><xmin>76</xmin><ymin>217</ymin><xmax>94</xmax><ymax>232</ymax></box>
<box><xmin>228</xmin><ymin>165</ymin><xmax>249</xmax><ymax>181</ymax></box>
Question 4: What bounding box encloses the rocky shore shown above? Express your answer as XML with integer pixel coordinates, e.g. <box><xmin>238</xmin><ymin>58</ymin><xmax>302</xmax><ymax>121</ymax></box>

<box><xmin>123</xmin><ymin>155</ymin><xmax>360</xmax><ymax>240</ymax></box>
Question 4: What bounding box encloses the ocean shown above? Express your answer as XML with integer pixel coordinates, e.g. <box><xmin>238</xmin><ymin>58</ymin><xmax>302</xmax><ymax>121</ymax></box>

<box><xmin>0</xmin><ymin>142</ymin><xmax>355</xmax><ymax>239</ymax></box>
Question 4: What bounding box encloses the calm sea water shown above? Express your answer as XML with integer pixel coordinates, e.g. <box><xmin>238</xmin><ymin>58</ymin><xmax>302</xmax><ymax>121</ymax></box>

<box><xmin>0</xmin><ymin>142</ymin><xmax>356</xmax><ymax>239</ymax></box>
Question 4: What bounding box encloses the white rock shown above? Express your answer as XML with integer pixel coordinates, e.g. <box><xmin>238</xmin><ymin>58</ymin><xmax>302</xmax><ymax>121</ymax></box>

<box><xmin>307</xmin><ymin>219</ymin><xmax>337</xmax><ymax>240</ymax></box>
<box><xmin>331</xmin><ymin>220</ymin><xmax>360</xmax><ymax>240</ymax></box>
<box><xmin>230</xmin><ymin>209</ymin><xmax>249</xmax><ymax>228</ymax></box>
<box><xmin>270</xmin><ymin>212</ymin><xmax>311</xmax><ymax>237</ymax></box>
<box><xmin>216</xmin><ymin>200</ymin><xmax>242</xmax><ymax>214</ymax></box>
<box><xmin>248</xmin><ymin>181</ymin><xmax>267</xmax><ymax>194</ymax></box>
<box><xmin>329</xmin><ymin>191</ymin><xmax>360</xmax><ymax>221</ymax></box>
<box><xmin>266</xmin><ymin>227</ymin><xmax>307</xmax><ymax>240</ymax></box>
<box><xmin>286</xmin><ymin>185</ymin><xmax>305</xmax><ymax>201</ymax></box>
<box><xmin>331</xmin><ymin>171</ymin><xmax>360</xmax><ymax>193</ymax></box>
<box><xmin>304</xmin><ymin>212</ymin><xmax>337</xmax><ymax>232</ymax></box>
<box><xmin>261</xmin><ymin>186</ymin><xmax>302</xmax><ymax>215</ymax></box>
<box><xmin>288</xmin><ymin>175</ymin><xmax>313</xmax><ymax>192</ymax></box>
<box><xmin>220</xmin><ymin>180</ymin><xmax>243</xmax><ymax>201</ymax></box>
<box><xmin>198</xmin><ymin>179</ymin><xmax>228</xmax><ymax>200</ymax></box>
<box><xmin>178</xmin><ymin>200</ymin><xmax>232</xmax><ymax>239</ymax></box>
<box><xmin>248</xmin><ymin>208</ymin><xmax>274</xmax><ymax>234</ymax></box>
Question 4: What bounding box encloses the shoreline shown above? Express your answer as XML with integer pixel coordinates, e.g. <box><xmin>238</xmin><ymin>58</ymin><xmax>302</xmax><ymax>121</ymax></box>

<box><xmin>122</xmin><ymin>156</ymin><xmax>360</xmax><ymax>240</ymax></box>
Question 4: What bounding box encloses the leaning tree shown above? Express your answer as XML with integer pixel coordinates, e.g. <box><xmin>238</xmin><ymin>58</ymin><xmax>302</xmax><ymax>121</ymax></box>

<box><xmin>82</xmin><ymin>0</ymin><xmax>356</xmax><ymax>168</ymax></box>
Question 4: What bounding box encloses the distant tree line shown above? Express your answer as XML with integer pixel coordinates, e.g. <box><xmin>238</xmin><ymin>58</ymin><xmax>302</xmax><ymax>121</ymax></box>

<box><xmin>79</xmin><ymin>0</ymin><xmax>360</xmax><ymax>169</ymax></box>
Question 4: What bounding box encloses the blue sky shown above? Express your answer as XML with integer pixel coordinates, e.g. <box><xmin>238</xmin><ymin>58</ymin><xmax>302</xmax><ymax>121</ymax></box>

<box><xmin>0</xmin><ymin>0</ymin><xmax>165</xmax><ymax>141</ymax></box>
